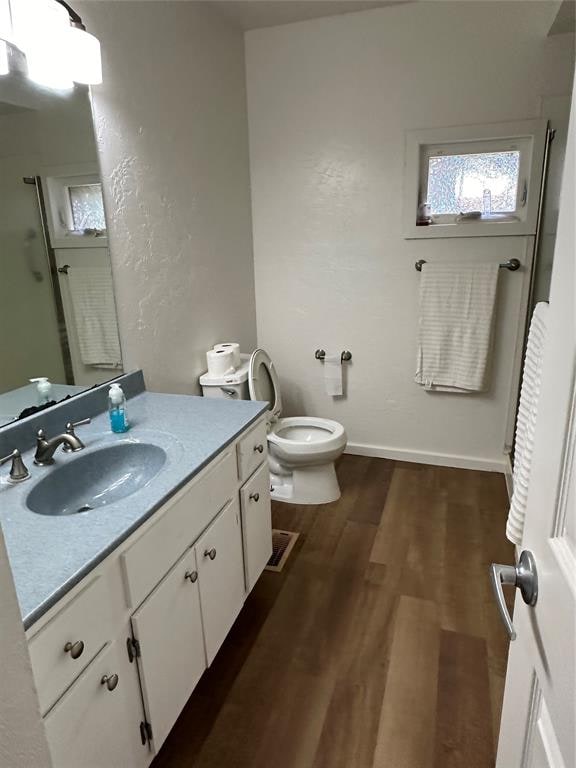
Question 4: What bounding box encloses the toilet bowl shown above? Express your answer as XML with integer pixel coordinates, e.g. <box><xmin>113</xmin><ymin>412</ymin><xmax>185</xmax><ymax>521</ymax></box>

<box><xmin>248</xmin><ymin>349</ymin><xmax>347</xmax><ymax>504</ymax></box>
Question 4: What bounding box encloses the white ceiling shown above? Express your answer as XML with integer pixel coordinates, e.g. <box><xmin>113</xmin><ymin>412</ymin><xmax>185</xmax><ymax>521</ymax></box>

<box><xmin>209</xmin><ymin>0</ymin><xmax>410</xmax><ymax>31</ymax></box>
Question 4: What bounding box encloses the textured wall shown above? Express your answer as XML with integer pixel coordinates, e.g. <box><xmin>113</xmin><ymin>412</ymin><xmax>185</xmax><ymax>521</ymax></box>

<box><xmin>81</xmin><ymin>1</ymin><xmax>257</xmax><ymax>394</ymax></box>
<box><xmin>0</xmin><ymin>531</ymin><xmax>52</xmax><ymax>768</ymax></box>
<box><xmin>246</xmin><ymin>1</ymin><xmax>575</xmax><ymax>469</ymax></box>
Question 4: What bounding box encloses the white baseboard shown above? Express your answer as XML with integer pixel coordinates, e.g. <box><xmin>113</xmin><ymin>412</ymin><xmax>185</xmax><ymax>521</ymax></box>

<box><xmin>344</xmin><ymin>441</ymin><xmax>507</xmax><ymax>473</ymax></box>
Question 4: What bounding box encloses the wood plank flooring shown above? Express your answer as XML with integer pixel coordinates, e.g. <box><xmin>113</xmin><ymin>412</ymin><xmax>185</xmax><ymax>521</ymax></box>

<box><xmin>152</xmin><ymin>455</ymin><xmax>514</xmax><ymax>768</ymax></box>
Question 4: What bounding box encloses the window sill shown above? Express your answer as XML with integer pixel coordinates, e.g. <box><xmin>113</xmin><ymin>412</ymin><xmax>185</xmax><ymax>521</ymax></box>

<box><xmin>404</xmin><ymin>217</ymin><xmax>535</xmax><ymax>240</ymax></box>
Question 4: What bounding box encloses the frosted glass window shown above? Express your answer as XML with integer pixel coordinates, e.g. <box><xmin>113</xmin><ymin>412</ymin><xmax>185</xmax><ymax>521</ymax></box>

<box><xmin>426</xmin><ymin>150</ymin><xmax>520</xmax><ymax>215</ymax></box>
<box><xmin>68</xmin><ymin>184</ymin><xmax>106</xmax><ymax>231</ymax></box>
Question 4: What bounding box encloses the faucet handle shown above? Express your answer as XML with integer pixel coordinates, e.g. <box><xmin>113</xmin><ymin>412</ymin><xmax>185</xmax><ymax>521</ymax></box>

<box><xmin>63</xmin><ymin>418</ymin><xmax>91</xmax><ymax>452</ymax></box>
<box><xmin>0</xmin><ymin>449</ymin><xmax>30</xmax><ymax>483</ymax></box>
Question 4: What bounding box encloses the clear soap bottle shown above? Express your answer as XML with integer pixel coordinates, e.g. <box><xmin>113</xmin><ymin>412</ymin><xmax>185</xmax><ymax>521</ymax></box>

<box><xmin>108</xmin><ymin>383</ymin><xmax>129</xmax><ymax>433</ymax></box>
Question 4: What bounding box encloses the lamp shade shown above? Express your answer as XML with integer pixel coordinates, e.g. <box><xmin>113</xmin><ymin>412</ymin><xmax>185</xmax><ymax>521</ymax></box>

<box><xmin>0</xmin><ymin>40</ymin><xmax>8</xmax><ymax>75</ymax></box>
<box><xmin>66</xmin><ymin>25</ymin><xmax>101</xmax><ymax>85</ymax></box>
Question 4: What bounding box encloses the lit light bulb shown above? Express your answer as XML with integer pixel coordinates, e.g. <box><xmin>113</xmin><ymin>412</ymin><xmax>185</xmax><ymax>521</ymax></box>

<box><xmin>66</xmin><ymin>25</ymin><xmax>102</xmax><ymax>85</ymax></box>
<box><xmin>0</xmin><ymin>40</ymin><xmax>8</xmax><ymax>75</ymax></box>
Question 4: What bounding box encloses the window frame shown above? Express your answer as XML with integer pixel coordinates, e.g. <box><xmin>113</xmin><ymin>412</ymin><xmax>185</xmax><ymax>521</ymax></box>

<box><xmin>403</xmin><ymin>119</ymin><xmax>547</xmax><ymax>239</ymax></box>
<box><xmin>43</xmin><ymin>163</ymin><xmax>109</xmax><ymax>249</ymax></box>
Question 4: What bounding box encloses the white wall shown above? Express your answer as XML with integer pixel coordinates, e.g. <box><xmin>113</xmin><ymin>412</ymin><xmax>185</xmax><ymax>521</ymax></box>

<box><xmin>246</xmin><ymin>0</ymin><xmax>575</xmax><ymax>470</ymax></box>
<box><xmin>81</xmin><ymin>1</ymin><xmax>257</xmax><ymax>395</ymax></box>
<box><xmin>0</xmin><ymin>528</ymin><xmax>52</xmax><ymax>768</ymax></box>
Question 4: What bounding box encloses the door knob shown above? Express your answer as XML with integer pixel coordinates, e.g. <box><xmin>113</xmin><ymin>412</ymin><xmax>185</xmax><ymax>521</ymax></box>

<box><xmin>184</xmin><ymin>570</ymin><xmax>198</xmax><ymax>583</ymax></box>
<box><xmin>204</xmin><ymin>547</ymin><xmax>217</xmax><ymax>561</ymax></box>
<box><xmin>249</xmin><ymin>492</ymin><xmax>260</xmax><ymax>502</ymax></box>
<box><xmin>254</xmin><ymin>444</ymin><xmax>264</xmax><ymax>454</ymax></box>
<box><xmin>101</xmin><ymin>673</ymin><xmax>119</xmax><ymax>692</ymax></box>
<box><xmin>490</xmin><ymin>549</ymin><xmax>538</xmax><ymax>641</ymax></box>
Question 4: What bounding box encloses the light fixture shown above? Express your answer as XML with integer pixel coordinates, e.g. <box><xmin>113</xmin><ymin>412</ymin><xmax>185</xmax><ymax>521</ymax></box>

<box><xmin>0</xmin><ymin>40</ymin><xmax>8</xmax><ymax>75</ymax></box>
<box><xmin>65</xmin><ymin>24</ymin><xmax>102</xmax><ymax>85</ymax></box>
<box><xmin>2</xmin><ymin>0</ymin><xmax>102</xmax><ymax>86</ymax></box>
<box><xmin>56</xmin><ymin>0</ymin><xmax>102</xmax><ymax>85</ymax></box>
<box><xmin>0</xmin><ymin>0</ymin><xmax>11</xmax><ymax>74</ymax></box>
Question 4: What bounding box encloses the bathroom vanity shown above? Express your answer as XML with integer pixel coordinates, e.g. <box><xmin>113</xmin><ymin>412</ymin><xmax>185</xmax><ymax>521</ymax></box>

<box><xmin>0</xmin><ymin>379</ymin><xmax>271</xmax><ymax>767</ymax></box>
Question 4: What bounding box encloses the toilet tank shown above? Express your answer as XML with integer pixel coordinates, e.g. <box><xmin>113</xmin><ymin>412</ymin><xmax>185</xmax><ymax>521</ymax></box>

<box><xmin>199</xmin><ymin>357</ymin><xmax>250</xmax><ymax>401</ymax></box>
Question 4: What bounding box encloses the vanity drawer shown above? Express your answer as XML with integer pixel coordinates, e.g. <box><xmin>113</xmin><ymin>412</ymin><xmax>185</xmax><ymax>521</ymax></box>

<box><xmin>28</xmin><ymin>576</ymin><xmax>113</xmax><ymax>715</ymax></box>
<box><xmin>122</xmin><ymin>448</ymin><xmax>237</xmax><ymax>609</ymax></box>
<box><xmin>237</xmin><ymin>419</ymin><xmax>268</xmax><ymax>482</ymax></box>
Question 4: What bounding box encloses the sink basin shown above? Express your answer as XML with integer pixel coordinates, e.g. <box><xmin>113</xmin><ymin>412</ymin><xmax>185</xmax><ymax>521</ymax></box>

<box><xmin>27</xmin><ymin>442</ymin><xmax>167</xmax><ymax>516</ymax></box>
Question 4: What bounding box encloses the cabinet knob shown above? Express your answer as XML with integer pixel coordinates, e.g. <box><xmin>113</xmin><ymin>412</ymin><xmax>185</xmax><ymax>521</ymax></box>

<box><xmin>64</xmin><ymin>640</ymin><xmax>85</xmax><ymax>659</ymax></box>
<box><xmin>184</xmin><ymin>570</ymin><xmax>198</xmax><ymax>583</ymax></box>
<box><xmin>101</xmin><ymin>673</ymin><xmax>119</xmax><ymax>692</ymax></box>
<box><xmin>249</xmin><ymin>492</ymin><xmax>260</xmax><ymax>502</ymax></box>
<box><xmin>204</xmin><ymin>547</ymin><xmax>217</xmax><ymax>561</ymax></box>
<box><xmin>254</xmin><ymin>444</ymin><xmax>264</xmax><ymax>454</ymax></box>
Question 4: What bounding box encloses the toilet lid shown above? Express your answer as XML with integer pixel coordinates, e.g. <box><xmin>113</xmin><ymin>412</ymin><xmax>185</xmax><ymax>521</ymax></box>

<box><xmin>248</xmin><ymin>348</ymin><xmax>282</xmax><ymax>419</ymax></box>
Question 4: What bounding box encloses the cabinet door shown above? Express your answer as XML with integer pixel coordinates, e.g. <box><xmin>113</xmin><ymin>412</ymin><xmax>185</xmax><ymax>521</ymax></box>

<box><xmin>195</xmin><ymin>498</ymin><xmax>245</xmax><ymax>664</ymax></box>
<box><xmin>44</xmin><ymin>637</ymin><xmax>148</xmax><ymax>768</ymax></box>
<box><xmin>240</xmin><ymin>461</ymin><xmax>272</xmax><ymax>592</ymax></box>
<box><xmin>131</xmin><ymin>547</ymin><xmax>206</xmax><ymax>754</ymax></box>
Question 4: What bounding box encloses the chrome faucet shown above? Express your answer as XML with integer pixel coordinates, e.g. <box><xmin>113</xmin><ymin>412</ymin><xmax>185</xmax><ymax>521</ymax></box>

<box><xmin>34</xmin><ymin>418</ymin><xmax>91</xmax><ymax>466</ymax></box>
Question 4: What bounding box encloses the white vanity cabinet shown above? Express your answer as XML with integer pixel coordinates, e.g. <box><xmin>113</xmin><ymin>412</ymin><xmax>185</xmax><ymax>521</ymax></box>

<box><xmin>43</xmin><ymin>637</ymin><xmax>149</xmax><ymax>768</ymax></box>
<box><xmin>28</xmin><ymin>413</ymin><xmax>271</xmax><ymax>768</ymax></box>
<box><xmin>195</xmin><ymin>497</ymin><xmax>245</xmax><ymax>664</ymax></box>
<box><xmin>130</xmin><ymin>547</ymin><xmax>206</xmax><ymax>753</ymax></box>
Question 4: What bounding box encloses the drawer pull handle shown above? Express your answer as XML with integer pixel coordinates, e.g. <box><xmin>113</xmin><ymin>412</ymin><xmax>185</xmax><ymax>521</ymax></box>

<box><xmin>101</xmin><ymin>673</ymin><xmax>119</xmax><ymax>692</ymax></box>
<box><xmin>204</xmin><ymin>547</ymin><xmax>217</xmax><ymax>561</ymax></box>
<box><xmin>249</xmin><ymin>492</ymin><xmax>260</xmax><ymax>502</ymax></box>
<box><xmin>184</xmin><ymin>570</ymin><xmax>198</xmax><ymax>583</ymax></box>
<box><xmin>254</xmin><ymin>444</ymin><xmax>264</xmax><ymax>454</ymax></box>
<box><xmin>64</xmin><ymin>640</ymin><xmax>85</xmax><ymax>659</ymax></box>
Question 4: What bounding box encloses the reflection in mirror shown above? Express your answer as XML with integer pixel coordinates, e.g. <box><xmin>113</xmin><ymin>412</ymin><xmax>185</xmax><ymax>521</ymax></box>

<box><xmin>0</xmin><ymin>68</ymin><xmax>123</xmax><ymax>425</ymax></box>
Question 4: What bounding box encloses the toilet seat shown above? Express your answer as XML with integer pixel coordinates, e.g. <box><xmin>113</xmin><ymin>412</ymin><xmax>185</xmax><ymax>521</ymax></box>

<box><xmin>269</xmin><ymin>416</ymin><xmax>345</xmax><ymax>456</ymax></box>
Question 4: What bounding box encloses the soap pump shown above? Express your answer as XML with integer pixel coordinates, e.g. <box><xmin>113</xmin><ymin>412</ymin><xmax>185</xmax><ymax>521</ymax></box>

<box><xmin>108</xmin><ymin>383</ymin><xmax>129</xmax><ymax>433</ymax></box>
<box><xmin>30</xmin><ymin>377</ymin><xmax>52</xmax><ymax>406</ymax></box>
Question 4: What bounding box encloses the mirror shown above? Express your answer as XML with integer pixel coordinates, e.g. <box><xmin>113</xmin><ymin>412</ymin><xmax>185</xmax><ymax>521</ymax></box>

<box><xmin>0</xmin><ymin>65</ymin><xmax>123</xmax><ymax>426</ymax></box>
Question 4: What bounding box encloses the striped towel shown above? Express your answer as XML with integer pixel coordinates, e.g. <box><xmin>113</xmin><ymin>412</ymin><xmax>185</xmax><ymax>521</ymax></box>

<box><xmin>415</xmin><ymin>262</ymin><xmax>499</xmax><ymax>392</ymax></box>
<box><xmin>67</xmin><ymin>264</ymin><xmax>122</xmax><ymax>368</ymax></box>
<box><xmin>507</xmin><ymin>302</ymin><xmax>549</xmax><ymax>545</ymax></box>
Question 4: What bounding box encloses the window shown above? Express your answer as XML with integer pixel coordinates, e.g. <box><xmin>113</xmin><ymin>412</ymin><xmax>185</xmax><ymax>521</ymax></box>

<box><xmin>403</xmin><ymin>120</ymin><xmax>547</xmax><ymax>239</ymax></box>
<box><xmin>426</xmin><ymin>149</ymin><xmax>520</xmax><ymax>216</ymax></box>
<box><xmin>44</xmin><ymin>167</ymin><xmax>109</xmax><ymax>248</ymax></box>
<box><xmin>68</xmin><ymin>183</ymin><xmax>106</xmax><ymax>231</ymax></box>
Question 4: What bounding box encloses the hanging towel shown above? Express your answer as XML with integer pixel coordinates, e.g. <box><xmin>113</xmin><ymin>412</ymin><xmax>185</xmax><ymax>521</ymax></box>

<box><xmin>415</xmin><ymin>262</ymin><xmax>499</xmax><ymax>392</ymax></box>
<box><xmin>506</xmin><ymin>302</ymin><xmax>549</xmax><ymax>545</ymax></box>
<box><xmin>67</xmin><ymin>264</ymin><xmax>122</xmax><ymax>368</ymax></box>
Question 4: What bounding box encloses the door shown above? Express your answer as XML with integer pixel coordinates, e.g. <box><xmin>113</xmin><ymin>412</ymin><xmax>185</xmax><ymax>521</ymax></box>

<box><xmin>240</xmin><ymin>461</ymin><xmax>272</xmax><ymax>592</ymax></box>
<box><xmin>44</xmin><ymin>637</ymin><xmax>148</xmax><ymax>768</ymax></box>
<box><xmin>131</xmin><ymin>547</ymin><xmax>206</xmax><ymax>754</ymax></box>
<box><xmin>195</xmin><ymin>497</ymin><xmax>245</xmax><ymax>664</ymax></box>
<box><xmin>495</xmin><ymin>78</ymin><xmax>576</xmax><ymax>768</ymax></box>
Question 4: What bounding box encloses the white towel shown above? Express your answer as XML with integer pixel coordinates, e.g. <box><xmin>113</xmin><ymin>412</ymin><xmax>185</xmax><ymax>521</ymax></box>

<box><xmin>506</xmin><ymin>302</ymin><xmax>549</xmax><ymax>545</ymax></box>
<box><xmin>415</xmin><ymin>262</ymin><xmax>499</xmax><ymax>392</ymax></box>
<box><xmin>67</xmin><ymin>265</ymin><xmax>122</xmax><ymax>368</ymax></box>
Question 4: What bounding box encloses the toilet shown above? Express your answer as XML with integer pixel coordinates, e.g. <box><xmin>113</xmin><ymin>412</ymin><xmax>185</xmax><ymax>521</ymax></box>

<box><xmin>200</xmin><ymin>347</ymin><xmax>347</xmax><ymax>504</ymax></box>
<box><xmin>247</xmin><ymin>349</ymin><xmax>347</xmax><ymax>504</ymax></box>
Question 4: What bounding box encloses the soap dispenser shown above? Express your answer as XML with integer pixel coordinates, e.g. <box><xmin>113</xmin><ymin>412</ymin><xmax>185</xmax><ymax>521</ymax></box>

<box><xmin>108</xmin><ymin>383</ymin><xmax>129</xmax><ymax>433</ymax></box>
<box><xmin>30</xmin><ymin>377</ymin><xmax>52</xmax><ymax>406</ymax></box>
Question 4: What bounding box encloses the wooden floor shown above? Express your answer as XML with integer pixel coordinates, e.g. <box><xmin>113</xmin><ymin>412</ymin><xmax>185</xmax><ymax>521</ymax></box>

<box><xmin>152</xmin><ymin>455</ymin><xmax>514</xmax><ymax>768</ymax></box>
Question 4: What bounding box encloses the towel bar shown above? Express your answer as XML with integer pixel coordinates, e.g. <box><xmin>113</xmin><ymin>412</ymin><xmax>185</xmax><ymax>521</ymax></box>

<box><xmin>415</xmin><ymin>258</ymin><xmax>520</xmax><ymax>272</ymax></box>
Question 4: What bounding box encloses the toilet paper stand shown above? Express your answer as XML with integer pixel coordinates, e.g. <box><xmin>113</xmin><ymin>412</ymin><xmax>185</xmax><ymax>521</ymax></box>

<box><xmin>315</xmin><ymin>349</ymin><xmax>352</xmax><ymax>362</ymax></box>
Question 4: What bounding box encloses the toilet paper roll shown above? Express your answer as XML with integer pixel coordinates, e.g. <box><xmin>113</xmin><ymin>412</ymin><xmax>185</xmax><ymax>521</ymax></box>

<box><xmin>207</xmin><ymin>348</ymin><xmax>236</xmax><ymax>377</ymax></box>
<box><xmin>324</xmin><ymin>353</ymin><xmax>343</xmax><ymax>397</ymax></box>
<box><xmin>213</xmin><ymin>342</ymin><xmax>241</xmax><ymax>369</ymax></box>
